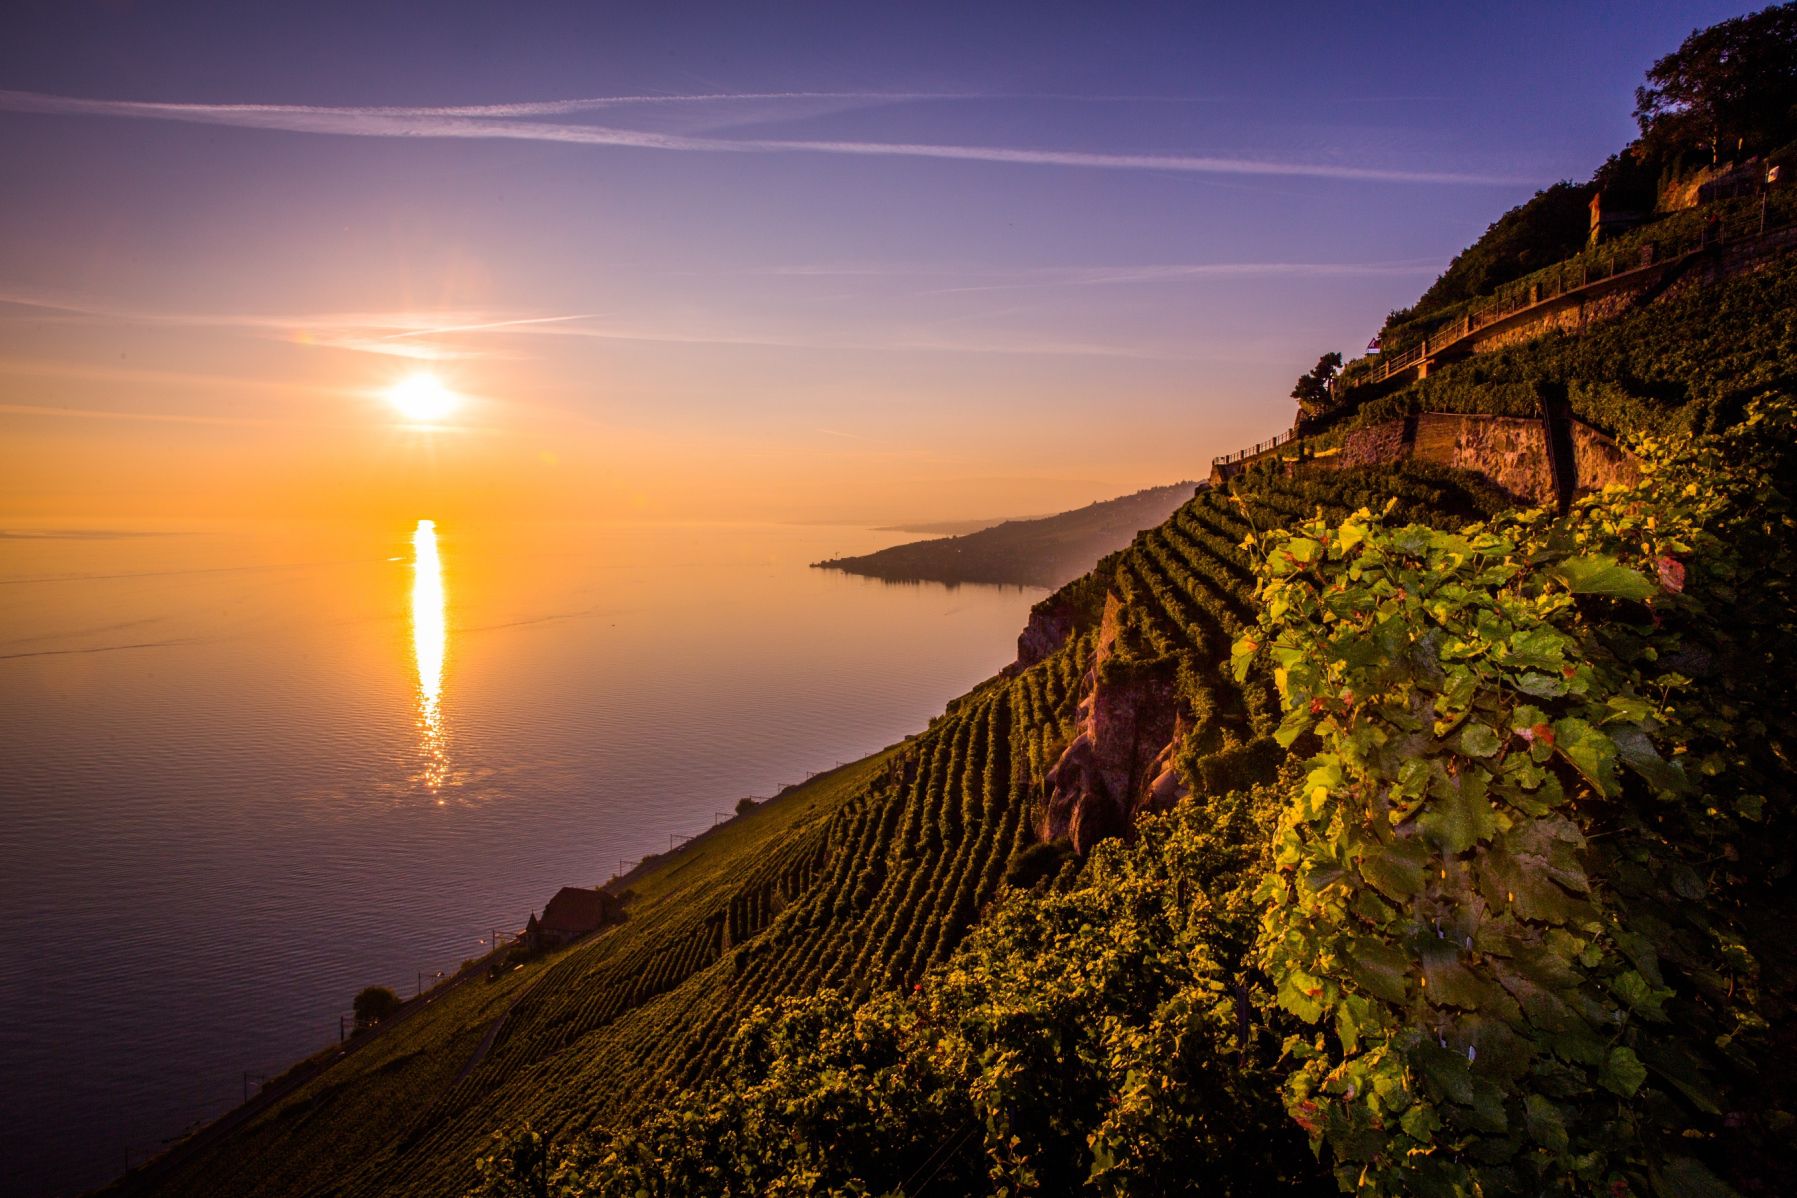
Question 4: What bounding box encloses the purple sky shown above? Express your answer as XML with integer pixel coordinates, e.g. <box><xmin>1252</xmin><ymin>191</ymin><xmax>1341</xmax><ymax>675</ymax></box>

<box><xmin>0</xmin><ymin>1</ymin><xmax>1756</xmax><ymax>523</ymax></box>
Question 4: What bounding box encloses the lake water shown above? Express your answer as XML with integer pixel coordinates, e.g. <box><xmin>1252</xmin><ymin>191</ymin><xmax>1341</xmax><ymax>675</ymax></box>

<box><xmin>0</xmin><ymin>519</ymin><xmax>1042</xmax><ymax>1197</ymax></box>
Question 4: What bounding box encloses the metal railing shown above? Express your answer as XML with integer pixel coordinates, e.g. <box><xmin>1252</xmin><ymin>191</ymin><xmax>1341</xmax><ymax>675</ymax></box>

<box><xmin>1209</xmin><ymin>199</ymin><xmax>1797</xmax><ymax>483</ymax></box>
<box><xmin>1211</xmin><ymin>427</ymin><xmax>1296</xmax><ymax>468</ymax></box>
<box><xmin>1360</xmin><ymin>205</ymin><xmax>1795</xmax><ymax>386</ymax></box>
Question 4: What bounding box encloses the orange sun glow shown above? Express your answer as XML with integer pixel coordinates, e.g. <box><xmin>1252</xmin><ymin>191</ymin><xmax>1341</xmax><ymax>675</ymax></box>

<box><xmin>386</xmin><ymin>372</ymin><xmax>459</xmax><ymax>423</ymax></box>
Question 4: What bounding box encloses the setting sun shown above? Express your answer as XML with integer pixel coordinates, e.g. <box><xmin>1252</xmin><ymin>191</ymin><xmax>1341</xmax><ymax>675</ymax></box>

<box><xmin>386</xmin><ymin>372</ymin><xmax>458</xmax><ymax>423</ymax></box>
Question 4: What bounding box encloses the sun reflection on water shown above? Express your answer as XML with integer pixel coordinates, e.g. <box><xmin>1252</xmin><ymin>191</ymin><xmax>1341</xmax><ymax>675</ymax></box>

<box><xmin>411</xmin><ymin>519</ymin><xmax>449</xmax><ymax>794</ymax></box>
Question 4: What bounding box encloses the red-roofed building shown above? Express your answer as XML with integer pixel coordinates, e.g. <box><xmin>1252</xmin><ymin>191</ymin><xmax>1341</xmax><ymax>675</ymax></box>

<box><xmin>524</xmin><ymin>886</ymin><xmax>622</xmax><ymax>951</ymax></box>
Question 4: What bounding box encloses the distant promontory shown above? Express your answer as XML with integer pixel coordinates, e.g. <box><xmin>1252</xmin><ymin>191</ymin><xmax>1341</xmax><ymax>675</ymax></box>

<box><xmin>813</xmin><ymin>482</ymin><xmax>1198</xmax><ymax>589</ymax></box>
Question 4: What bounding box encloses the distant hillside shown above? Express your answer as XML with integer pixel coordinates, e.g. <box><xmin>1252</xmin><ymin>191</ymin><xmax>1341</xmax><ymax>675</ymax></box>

<box><xmin>815</xmin><ymin>482</ymin><xmax>1198</xmax><ymax>588</ymax></box>
<box><xmin>875</xmin><ymin>513</ymin><xmax>1050</xmax><ymax>536</ymax></box>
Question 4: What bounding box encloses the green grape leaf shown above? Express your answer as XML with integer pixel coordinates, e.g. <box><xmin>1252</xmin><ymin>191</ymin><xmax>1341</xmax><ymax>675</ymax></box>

<box><xmin>1458</xmin><ymin>722</ymin><xmax>1502</xmax><ymax>758</ymax></box>
<box><xmin>1523</xmin><ymin>1094</ymin><xmax>1569</xmax><ymax>1152</ymax></box>
<box><xmin>1599</xmin><ymin>1045</ymin><xmax>1648</xmax><ymax>1097</ymax></box>
<box><xmin>1360</xmin><ymin>838</ymin><xmax>1427</xmax><ymax>901</ymax></box>
<box><xmin>1419</xmin><ymin>773</ymin><xmax>1498</xmax><ymax>853</ymax></box>
<box><xmin>1346</xmin><ymin>937</ymin><xmax>1412</xmax><ymax>1003</ymax></box>
<box><xmin>1550</xmin><ymin>717</ymin><xmax>1619</xmax><ymax>796</ymax></box>
<box><xmin>1549</xmin><ymin>554</ymin><xmax>1657</xmax><ymax>601</ymax></box>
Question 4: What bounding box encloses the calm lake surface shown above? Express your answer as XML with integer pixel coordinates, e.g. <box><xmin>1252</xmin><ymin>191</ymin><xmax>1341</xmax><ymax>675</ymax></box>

<box><xmin>0</xmin><ymin>519</ymin><xmax>1043</xmax><ymax>1197</ymax></box>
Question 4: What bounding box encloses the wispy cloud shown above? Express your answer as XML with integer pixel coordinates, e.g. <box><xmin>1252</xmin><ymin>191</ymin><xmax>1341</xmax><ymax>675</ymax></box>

<box><xmin>0</xmin><ymin>89</ymin><xmax>1522</xmax><ymax>186</ymax></box>
<box><xmin>0</xmin><ymin>289</ymin><xmax>1186</xmax><ymax>361</ymax></box>
<box><xmin>0</xmin><ymin>291</ymin><xmax>576</xmax><ymax>361</ymax></box>
<box><xmin>0</xmin><ymin>90</ymin><xmax>967</xmax><ymax>121</ymax></box>
<box><xmin>918</xmin><ymin>258</ymin><xmax>1445</xmax><ymax>295</ymax></box>
<box><xmin>0</xmin><ymin>400</ymin><xmax>288</xmax><ymax>428</ymax></box>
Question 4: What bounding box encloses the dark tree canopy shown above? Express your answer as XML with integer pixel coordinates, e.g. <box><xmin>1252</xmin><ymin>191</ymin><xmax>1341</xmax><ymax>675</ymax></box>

<box><xmin>1291</xmin><ymin>352</ymin><xmax>1343</xmax><ymax>417</ymax></box>
<box><xmin>353</xmin><ymin>985</ymin><xmax>402</xmax><ymax>1029</ymax></box>
<box><xmin>1407</xmin><ymin>182</ymin><xmax>1593</xmax><ymax>318</ymax></box>
<box><xmin>1634</xmin><ymin>3</ymin><xmax>1797</xmax><ymax>163</ymax></box>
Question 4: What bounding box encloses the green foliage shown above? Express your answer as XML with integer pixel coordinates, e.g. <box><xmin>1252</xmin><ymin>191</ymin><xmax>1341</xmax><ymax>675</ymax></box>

<box><xmin>1399</xmin><ymin>182</ymin><xmax>1594</xmax><ymax>327</ymax></box>
<box><xmin>1357</xmin><ymin>251</ymin><xmax>1797</xmax><ymax>436</ymax></box>
<box><xmin>473</xmin><ymin>1127</ymin><xmax>566</xmax><ymax>1198</ymax></box>
<box><xmin>475</xmin><ymin>785</ymin><xmax>1331</xmax><ymax>1197</ymax></box>
<box><xmin>1235</xmin><ymin>400</ymin><xmax>1797</xmax><ymax>1196</ymax></box>
<box><xmin>1002</xmin><ymin>837</ymin><xmax>1073</xmax><ymax>889</ymax></box>
<box><xmin>1380</xmin><ymin>183</ymin><xmax>1797</xmax><ymax>360</ymax></box>
<box><xmin>1293</xmin><ymin>351</ymin><xmax>1345</xmax><ymax>418</ymax></box>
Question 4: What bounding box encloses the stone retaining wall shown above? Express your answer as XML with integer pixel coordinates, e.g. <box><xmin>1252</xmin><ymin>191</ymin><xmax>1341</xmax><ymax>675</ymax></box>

<box><xmin>1413</xmin><ymin>413</ymin><xmax>1558</xmax><ymax>505</ymax></box>
<box><xmin>1328</xmin><ymin>410</ymin><xmax>1636</xmax><ymax>507</ymax></box>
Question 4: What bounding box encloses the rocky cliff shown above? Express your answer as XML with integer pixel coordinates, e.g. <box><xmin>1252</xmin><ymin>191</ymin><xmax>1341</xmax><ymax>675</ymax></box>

<box><xmin>1037</xmin><ymin>593</ymin><xmax>1184</xmax><ymax>854</ymax></box>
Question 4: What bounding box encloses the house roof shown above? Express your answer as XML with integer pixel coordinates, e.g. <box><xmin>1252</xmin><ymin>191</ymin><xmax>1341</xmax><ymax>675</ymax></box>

<box><xmin>539</xmin><ymin>886</ymin><xmax>615</xmax><ymax>935</ymax></box>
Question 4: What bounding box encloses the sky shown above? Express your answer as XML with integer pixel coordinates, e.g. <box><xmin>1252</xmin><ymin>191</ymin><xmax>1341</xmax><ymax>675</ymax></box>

<box><xmin>0</xmin><ymin>0</ymin><xmax>1758</xmax><ymax>525</ymax></box>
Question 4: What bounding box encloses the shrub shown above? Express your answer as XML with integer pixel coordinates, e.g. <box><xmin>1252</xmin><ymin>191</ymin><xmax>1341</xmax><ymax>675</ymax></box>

<box><xmin>353</xmin><ymin>985</ymin><xmax>402</xmax><ymax>1029</ymax></box>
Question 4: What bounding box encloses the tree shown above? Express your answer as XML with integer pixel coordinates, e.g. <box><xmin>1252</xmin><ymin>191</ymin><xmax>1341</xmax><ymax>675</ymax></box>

<box><xmin>353</xmin><ymin>985</ymin><xmax>402</xmax><ymax>1029</ymax></box>
<box><xmin>1290</xmin><ymin>352</ymin><xmax>1342</xmax><ymax>418</ymax></box>
<box><xmin>734</xmin><ymin>796</ymin><xmax>758</xmax><ymax>816</ymax></box>
<box><xmin>1634</xmin><ymin>3</ymin><xmax>1797</xmax><ymax>164</ymax></box>
<box><xmin>1406</xmin><ymin>182</ymin><xmax>1592</xmax><ymax>317</ymax></box>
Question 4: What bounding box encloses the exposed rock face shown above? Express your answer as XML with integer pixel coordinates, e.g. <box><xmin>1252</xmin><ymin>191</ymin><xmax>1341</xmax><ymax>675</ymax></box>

<box><xmin>1008</xmin><ymin>595</ymin><xmax>1077</xmax><ymax>674</ymax></box>
<box><xmin>1143</xmin><ymin>731</ymin><xmax>1193</xmax><ymax>812</ymax></box>
<box><xmin>1039</xmin><ymin>593</ymin><xmax>1179</xmax><ymax>854</ymax></box>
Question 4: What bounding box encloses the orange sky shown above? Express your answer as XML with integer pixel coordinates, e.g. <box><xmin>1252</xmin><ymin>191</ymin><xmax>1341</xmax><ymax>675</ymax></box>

<box><xmin>3</xmin><ymin>17</ymin><xmax>1667</xmax><ymax>527</ymax></box>
<box><xmin>0</xmin><ymin>297</ymin><xmax>1305</xmax><ymax>525</ymax></box>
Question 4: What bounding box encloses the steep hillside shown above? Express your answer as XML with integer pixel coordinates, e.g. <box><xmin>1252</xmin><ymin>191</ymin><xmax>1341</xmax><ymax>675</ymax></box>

<box><xmin>113</xmin><ymin>15</ymin><xmax>1797</xmax><ymax>1194</ymax></box>
<box><xmin>456</xmin><ymin>406</ymin><xmax>1794</xmax><ymax>1198</ymax></box>
<box><xmin>118</xmin><ymin>229</ymin><xmax>1797</xmax><ymax>1198</ymax></box>
<box><xmin>813</xmin><ymin>482</ymin><xmax>1199</xmax><ymax>589</ymax></box>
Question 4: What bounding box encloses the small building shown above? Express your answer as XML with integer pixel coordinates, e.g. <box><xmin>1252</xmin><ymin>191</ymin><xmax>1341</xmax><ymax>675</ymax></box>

<box><xmin>1588</xmin><ymin>189</ymin><xmax>1646</xmax><ymax>247</ymax></box>
<box><xmin>525</xmin><ymin>886</ymin><xmax>622</xmax><ymax>952</ymax></box>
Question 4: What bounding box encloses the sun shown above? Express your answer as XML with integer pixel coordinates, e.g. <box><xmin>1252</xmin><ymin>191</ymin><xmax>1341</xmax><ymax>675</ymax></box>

<box><xmin>386</xmin><ymin>372</ymin><xmax>459</xmax><ymax>423</ymax></box>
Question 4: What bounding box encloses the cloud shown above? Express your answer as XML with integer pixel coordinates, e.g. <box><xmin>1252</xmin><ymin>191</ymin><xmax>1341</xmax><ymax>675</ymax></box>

<box><xmin>0</xmin><ymin>89</ymin><xmax>1522</xmax><ymax>186</ymax></box>
<box><xmin>0</xmin><ymin>90</ymin><xmax>968</xmax><ymax>120</ymax></box>
<box><xmin>0</xmin><ymin>291</ymin><xmax>589</xmax><ymax>361</ymax></box>
<box><xmin>0</xmin><ymin>400</ymin><xmax>294</xmax><ymax>427</ymax></box>
<box><xmin>918</xmin><ymin>258</ymin><xmax>1446</xmax><ymax>294</ymax></box>
<box><xmin>0</xmin><ymin>289</ymin><xmax>1186</xmax><ymax>361</ymax></box>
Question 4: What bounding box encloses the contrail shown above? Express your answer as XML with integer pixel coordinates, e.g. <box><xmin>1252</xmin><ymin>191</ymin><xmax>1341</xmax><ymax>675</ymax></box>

<box><xmin>0</xmin><ymin>89</ymin><xmax>1524</xmax><ymax>186</ymax></box>
<box><xmin>0</xmin><ymin>89</ymin><xmax>972</xmax><ymax>120</ymax></box>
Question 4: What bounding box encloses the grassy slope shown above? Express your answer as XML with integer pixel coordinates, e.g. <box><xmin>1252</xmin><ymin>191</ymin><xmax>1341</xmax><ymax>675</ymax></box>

<box><xmin>814</xmin><ymin>481</ymin><xmax>1199</xmax><ymax>589</ymax></box>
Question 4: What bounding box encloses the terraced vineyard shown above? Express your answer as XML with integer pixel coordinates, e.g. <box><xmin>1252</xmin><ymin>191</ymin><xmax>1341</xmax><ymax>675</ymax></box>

<box><xmin>117</xmin><ymin>459</ymin><xmax>1516</xmax><ymax>1198</ymax></box>
<box><xmin>1073</xmin><ymin>463</ymin><xmax>1515</xmax><ymax>793</ymax></box>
